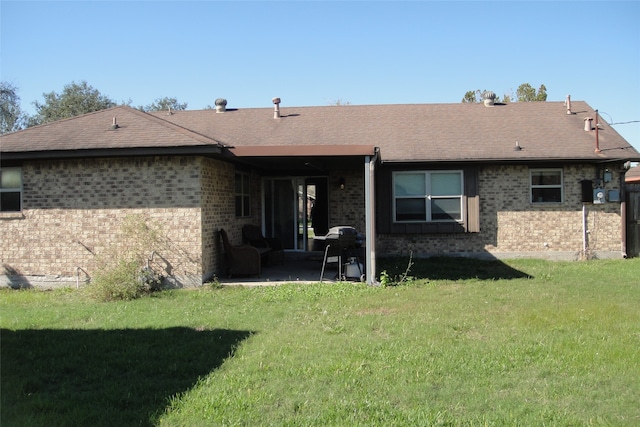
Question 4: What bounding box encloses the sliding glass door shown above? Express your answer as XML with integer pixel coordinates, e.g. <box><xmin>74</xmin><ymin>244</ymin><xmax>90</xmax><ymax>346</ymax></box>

<box><xmin>263</xmin><ymin>177</ymin><xmax>327</xmax><ymax>251</ymax></box>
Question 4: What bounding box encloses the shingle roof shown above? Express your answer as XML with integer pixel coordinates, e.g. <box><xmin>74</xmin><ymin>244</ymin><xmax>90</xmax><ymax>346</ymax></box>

<box><xmin>3</xmin><ymin>101</ymin><xmax>639</xmax><ymax>163</ymax></box>
<box><xmin>0</xmin><ymin>106</ymin><xmax>222</xmax><ymax>155</ymax></box>
<box><xmin>626</xmin><ymin>165</ymin><xmax>640</xmax><ymax>183</ymax></box>
<box><xmin>150</xmin><ymin>100</ymin><xmax>640</xmax><ymax>162</ymax></box>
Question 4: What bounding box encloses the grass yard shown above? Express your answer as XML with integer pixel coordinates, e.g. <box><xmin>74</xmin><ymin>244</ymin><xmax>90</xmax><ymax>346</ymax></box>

<box><xmin>2</xmin><ymin>257</ymin><xmax>639</xmax><ymax>426</ymax></box>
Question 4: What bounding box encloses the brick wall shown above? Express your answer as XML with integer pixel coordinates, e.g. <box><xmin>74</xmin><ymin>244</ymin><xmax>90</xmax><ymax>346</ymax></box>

<box><xmin>377</xmin><ymin>164</ymin><xmax>625</xmax><ymax>260</ymax></box>
<box><xmin>1</xmin><ymin>156</ymin><xmax>209</xmax><ymax>287</ymax></box>
<box><xmin>328</xmin><ymin>169</ymin><xmax>366</xmax><ymax>232</ymax></box>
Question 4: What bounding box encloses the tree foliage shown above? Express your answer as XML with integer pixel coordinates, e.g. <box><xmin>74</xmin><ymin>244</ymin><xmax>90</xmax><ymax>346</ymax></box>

<box><xmin>138</xmin><ymin>97</ymin><xmax>187</xmax><ymax>112</ymax></box>
<box><xmin>462</xmin><ymin>83</ymin><xmax>547</xmax><ymax>103</ymax></box>
<box><xmin>0</xmin><ymin>81</ymin><xmax>28</xmax><ymax>134</ymax></box>
<box><xmin>328</xmin><ymin>99</ymin><xmax>351</xmax><ymax>106</ymax></box>
<box><xmin>30</xmin><ymin>80</ymin><xmax>116</xmax><ymax>126</ymax></box>
<box><xmin>516</xmin><ymin>83</ymin><xmax>547</xmax><ymax>102</ymax></box>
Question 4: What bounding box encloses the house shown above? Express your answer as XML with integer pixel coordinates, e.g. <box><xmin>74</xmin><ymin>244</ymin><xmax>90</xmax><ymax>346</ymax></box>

<box><xmin>2</xmin><ymin>98</ymin><xmax>639</xmax><ymax>287</ymax></box>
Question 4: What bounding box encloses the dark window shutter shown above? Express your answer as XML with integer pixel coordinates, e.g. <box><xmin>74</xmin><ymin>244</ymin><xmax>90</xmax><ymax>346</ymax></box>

<box><xmin>464</xmin><ymin>167</ymin><xmax>480</xmax><ymax>232</ymax></box>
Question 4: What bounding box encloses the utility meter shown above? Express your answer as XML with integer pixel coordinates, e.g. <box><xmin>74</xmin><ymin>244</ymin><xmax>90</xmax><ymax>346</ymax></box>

<box><xmin>593</xmin><ymin>188</ymin><xmax>606</xmax><ymax>204</ymax></box>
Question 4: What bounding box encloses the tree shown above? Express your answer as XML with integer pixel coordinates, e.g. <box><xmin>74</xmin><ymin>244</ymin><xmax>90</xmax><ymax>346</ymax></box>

<box><xmin>138</xmin><ymin>97</ymin><xmax>187</xmax><ymax>112</ymax></box>
<box><xmin>461</xmin><ymin>90</ymin><xmax>478</xmax><ymax>103</ymax></box>
<box><xmin>30</xmin><ymin>81</ymin><xmax>116</xmax><ymax>126</ymax></box>
<box><xmin>1</xmin><ymin>81</ymin><xmax>28</xmax><ymax>134</ymax></box>
<box><xmin>516</xmin><ymin>83</ymin><xmax>547</xmax><ymax>102</ymax></box>
<box><xmin>462</xmin><ymin>83</ymin><xmax>546</xmax><ymax>104</ymax></box>
<box><xmin>328</xmin><ymin>99</ymin><xmax>351</xmax><ymax>106</ymax></box>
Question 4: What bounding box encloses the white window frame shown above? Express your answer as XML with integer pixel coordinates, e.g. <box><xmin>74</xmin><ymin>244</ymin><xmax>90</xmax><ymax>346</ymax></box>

<box><xmin>530</xmin><ymin>168</ymin><xmax>563</xmax><ymax>204</ymax></box>
<box><xmin>392</xmin><ymin>170</ymin><xmax>464</xmax><ymax>223</ymax></box>
<box><xmin>0</xmin><ymin>167</ymin><xmax>23</xmax><ymax>212</ymax></box>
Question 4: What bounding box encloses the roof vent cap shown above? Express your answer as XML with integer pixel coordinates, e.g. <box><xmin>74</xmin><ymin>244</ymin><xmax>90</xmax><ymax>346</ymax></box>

<box><xmin>483</xmin><ymin>91</ymin><xmax>496</xmax><ymax>107</ymax></box>
<box><xmin>272</xmin><ymin>97</ymin><xmax>281</xmax><ymax>119</ymax></box>
<box><xmin>215</xmin><ymin>98</ymin><xmax>227</xmax><ymax>113</ymax></box>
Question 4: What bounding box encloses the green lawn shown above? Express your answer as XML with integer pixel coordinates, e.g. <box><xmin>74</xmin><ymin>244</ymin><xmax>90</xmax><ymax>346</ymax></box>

<box><xmin>2</xmin><ymin>258</ymin><xmax>639</xmax><ymax>426</ymax></box>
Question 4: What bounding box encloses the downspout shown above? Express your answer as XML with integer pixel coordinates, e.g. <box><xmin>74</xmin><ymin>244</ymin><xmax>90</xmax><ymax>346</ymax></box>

<box><xmin>621</xmin><ymin>165</ymin><xmax>629</xmax><ymax>258</ymax></box>
<box><xmin>364</xmin><ymin>148</ymin><xmax>380</xmax><ymax>285</ymax></box>
<box><xmin>582</xmin><ymin>205</ymin><xmax>588</xmax><ymax>258</ymax></box>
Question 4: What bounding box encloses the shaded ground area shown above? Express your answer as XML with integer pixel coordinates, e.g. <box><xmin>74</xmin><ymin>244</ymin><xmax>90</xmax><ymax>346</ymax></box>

<box><xmin>378</xmin><ymin>255</ymin><xmax>533</xmax><ymax>281</ymax></box>
<box><xmin>1</xmin><ymin>327</ymin><xmax>253</xmax><ymax>427</ymax></box>
<box><xmin>216</xmin><ymin>252</ymin><xmax>532</xmax><ymax>285</ymax></box>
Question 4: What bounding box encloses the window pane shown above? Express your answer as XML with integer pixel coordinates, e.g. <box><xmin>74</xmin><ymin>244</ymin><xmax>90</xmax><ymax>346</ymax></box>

<box><xmin>431</xmin><ymin>172</ymin><xmax>461</xmax><ymax>196</ymax></box>
<box><xmin>242</xmin><ymin>176</ymin><xmax>250</xmax><ymax>193</ymax></box>
<box><xmin>0</xmin><ymin>192</ymin><xmax>21</xmax><ymax>212</ymax></box>
<box><xmin>395</xmin><ymin>173</ymin><xmax>425</xmax><ymax>196</ymax></box>
<box><xmin>396</xmin><ymin>198</ymin><xmax>426</xmax><ymax>221</ymax></box>
<box><xmin>235</xmin><ymin>196</ymin><xmax>242</xmax><ymax>216</ymax></box>
<box><xmin>532</xmin><ymin>188</ymin><xmax>562</xmax><ymax>203</ymax></box>
<box><xmin>531</xmin><ymin>170</ymin><xmax>561</xmax><ymax>186</ymax></box>
<box><xmin>235</xmin><ymin>174</ymin><xmax>242</xmax><ymax>193</ymax></box>
<box><xmin>1</xmin><ymin>169</ymin><xmax>21</xmax><ymax>189</ymax></box>
<box><xmin>243</xmin><ymin>196</ymin><xmax>250</xmax><ymax>216</ymax></box>
<box><xmin>432</xmin><ymin>198</ymin><xmax>461</xmax><ymax>220</ymax></box>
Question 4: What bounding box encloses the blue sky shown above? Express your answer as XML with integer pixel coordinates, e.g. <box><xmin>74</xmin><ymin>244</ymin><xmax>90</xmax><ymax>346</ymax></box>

<box><xmin>2</xmin><ymin>1</ymin><xmax>639</xmax><ymax>151</ymax></box>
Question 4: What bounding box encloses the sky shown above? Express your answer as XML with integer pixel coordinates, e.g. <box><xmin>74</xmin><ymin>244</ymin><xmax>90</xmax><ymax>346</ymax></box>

<box><xmin>2</xmin><ymin>1</ymin><xmax>639</xmax><ymax>151</ymax></box>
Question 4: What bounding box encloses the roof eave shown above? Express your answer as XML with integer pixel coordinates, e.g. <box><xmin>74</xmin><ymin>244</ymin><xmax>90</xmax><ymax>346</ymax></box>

<box><xmin>1</xmin><ymin>145</ymin><xmax>223</xmax><ymax>161</ymax></box>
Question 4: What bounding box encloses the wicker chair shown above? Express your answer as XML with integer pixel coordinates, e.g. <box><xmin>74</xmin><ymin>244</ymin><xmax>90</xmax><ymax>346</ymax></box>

<box><xmin>242</xmin><ymin>224</ymin><xmax>284</xmax><ymax>264</ymax></box>
<box><xmin>219</xmin><ymin>228</ymin><xmax>261</xmax><ymax>278</ymax></box>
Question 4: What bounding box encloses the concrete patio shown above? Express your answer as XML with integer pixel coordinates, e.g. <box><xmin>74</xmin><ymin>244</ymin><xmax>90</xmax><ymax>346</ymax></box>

<box><xmin>216</xmin><ymin>251</ymin><xmax>363</xmax><ymax>286</ymax></box>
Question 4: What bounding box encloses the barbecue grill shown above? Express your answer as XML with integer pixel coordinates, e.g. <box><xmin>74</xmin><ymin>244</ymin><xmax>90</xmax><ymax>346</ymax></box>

<box><xmin>319</xmin><ymin>226</ymin><xmax>364</xmax><ymax>281</ymax></box>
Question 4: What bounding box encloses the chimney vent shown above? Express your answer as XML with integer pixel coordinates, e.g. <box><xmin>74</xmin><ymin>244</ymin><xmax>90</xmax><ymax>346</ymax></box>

<box><xmin>111</xmin><ymin>117</ymin><xmax>119</xmax><ymax>130</ymax></box>
<box><xmin>215</xmin><ymin>98</ymin><xmax>227</xmax><ymax>113</ymax></box>
<box><xmin>565</xmin><ymin>94</ymin><xmax>572</xmax><ymax>114</ymax></box>
<box><xmin>584</xmin><ymin>117</ymin><xmax>593</xmax><ymax>131</ymax></box>
<box><xmin>483</xmin><ymin>91</ymin><xmax>496</xmax><ymax>107</ymax></box>
<box><xmin>272</xmin><ymin>97</ymin><xmax>281</xmax><ymax>119</ymax></box>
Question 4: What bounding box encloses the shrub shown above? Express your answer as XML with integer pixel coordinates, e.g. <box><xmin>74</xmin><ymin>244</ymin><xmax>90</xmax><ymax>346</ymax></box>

<box><xmin>88</xmin><ymin>259</ymin><xmax>148</xmax><ymax>301</ymax></box>
<box><xmin>88</xmin><ymin>214</ymin><xmax>166</xmax><ymax>301</ymax></box>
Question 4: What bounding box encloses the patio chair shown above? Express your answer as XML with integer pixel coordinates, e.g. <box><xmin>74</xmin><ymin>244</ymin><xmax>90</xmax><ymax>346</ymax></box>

<box><xmin>219</xmin><ymin>228</ymin><xmax>261</xmax><ymax>278</ymax></box>
<box><xmin>242</xmin><ymin>224</ymin><xmax>284</xmax><ymax>264</ymax></box>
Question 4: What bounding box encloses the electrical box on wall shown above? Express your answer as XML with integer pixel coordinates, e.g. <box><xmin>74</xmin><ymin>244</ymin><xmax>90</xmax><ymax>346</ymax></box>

<box><xmin>608</xmin><ymin>190</ymin><xmax>620</xmax><ymax>202</ymax></box>
<box><xmin>593</xmin><ymin>188</ymin><xmax>606</xmax><ymax>204</ymax></box>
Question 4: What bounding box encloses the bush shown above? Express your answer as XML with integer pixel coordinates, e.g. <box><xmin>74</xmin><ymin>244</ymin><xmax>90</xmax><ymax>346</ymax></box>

<box><xmin>87</xmin><ymin>214</ymin><xmax>166</xmax><ymax>302</ymax></box>
<box><xmin>88</xmin><ymin>259</ymin><xmax>151</xmax><ymax>302</ymax></box>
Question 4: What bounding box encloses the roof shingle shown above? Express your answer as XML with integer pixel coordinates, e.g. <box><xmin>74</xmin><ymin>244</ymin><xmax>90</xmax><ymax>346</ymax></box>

<box><xmin>3</xmin><ymin>101</ymin><xmax>639</xmax><ymax>163</ymax></box>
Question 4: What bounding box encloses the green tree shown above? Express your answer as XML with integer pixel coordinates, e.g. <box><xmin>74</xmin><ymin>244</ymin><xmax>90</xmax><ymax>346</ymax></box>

<box><xmin>30</xmin><ymin>81</ymin><xmax>116</xmax><ymax>126</ymax></box>
<box><xmin>461</xmin><ymin>90</ymin><xmax>478</xmax><ymax>103</ymax></box>
<box><xmin>0</xmin><ymin>81</ymin><xmax>28</xmax><ymax>134</ymax></box>
<box><xmin>516</xmin><ymin>83</ymin><xmax>547</xmax><ymax>102</ymax></box>
<box><xmin>138</xmin><ymin>97</ymin><xmax>187</xmax><ymax>112</ymax></box>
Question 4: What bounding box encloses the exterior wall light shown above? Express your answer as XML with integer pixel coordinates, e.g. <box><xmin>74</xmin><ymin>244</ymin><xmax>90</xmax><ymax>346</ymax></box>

<box><xmin>339</xmin><ymin>177</ymin><xmax>345</xmax><ymax>190</ymax></box>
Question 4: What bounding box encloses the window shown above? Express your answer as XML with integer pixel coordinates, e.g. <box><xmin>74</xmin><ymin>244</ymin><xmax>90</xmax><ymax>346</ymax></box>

<box><xmin>0</xmin><ymin>168</ymin><xmax>22</xmax><ymax>212</ymax></box>
<box><xmin>393</xmin><ymin>171</ymin><xmax>463</xmax><ymax>222</ymax></box>
<box><xmin>235</xmin><ymin>172</ymin><xmax>250</xmax><ymax>217</ymax></box>
<box><xmin>530</xmin><ymin>169</ymin><xmax>563</xmax><ymax>203</ymax></box>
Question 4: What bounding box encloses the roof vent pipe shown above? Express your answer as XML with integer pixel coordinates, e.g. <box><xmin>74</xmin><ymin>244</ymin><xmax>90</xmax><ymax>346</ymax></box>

<box><xmin>565</xmin><ymin>94</ymin><xmax>572</xmax><ymax>114</ymax></box>
<box><xmin>594</xmin><ymin>110</ymin><xmax>601</xmax><ymax>153</ymax></box>
<box><xmin>483</xmin><ymin>91</ymin><xmax>496</xmax><ymax>107</ymax></box>
<box><xmin>272</xmin><ymin>97</ymin><xmax>281</xmax><ymax>119</ymax></box>
<box><xmin>215</xmin><ymin>98</ymin><xmax>227</xmax><ymax>113</ymax></box>
<box><xmin>584</xmin><ymin>117</ymin><xmax>593</xmax><ymax>131</ymax></box>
